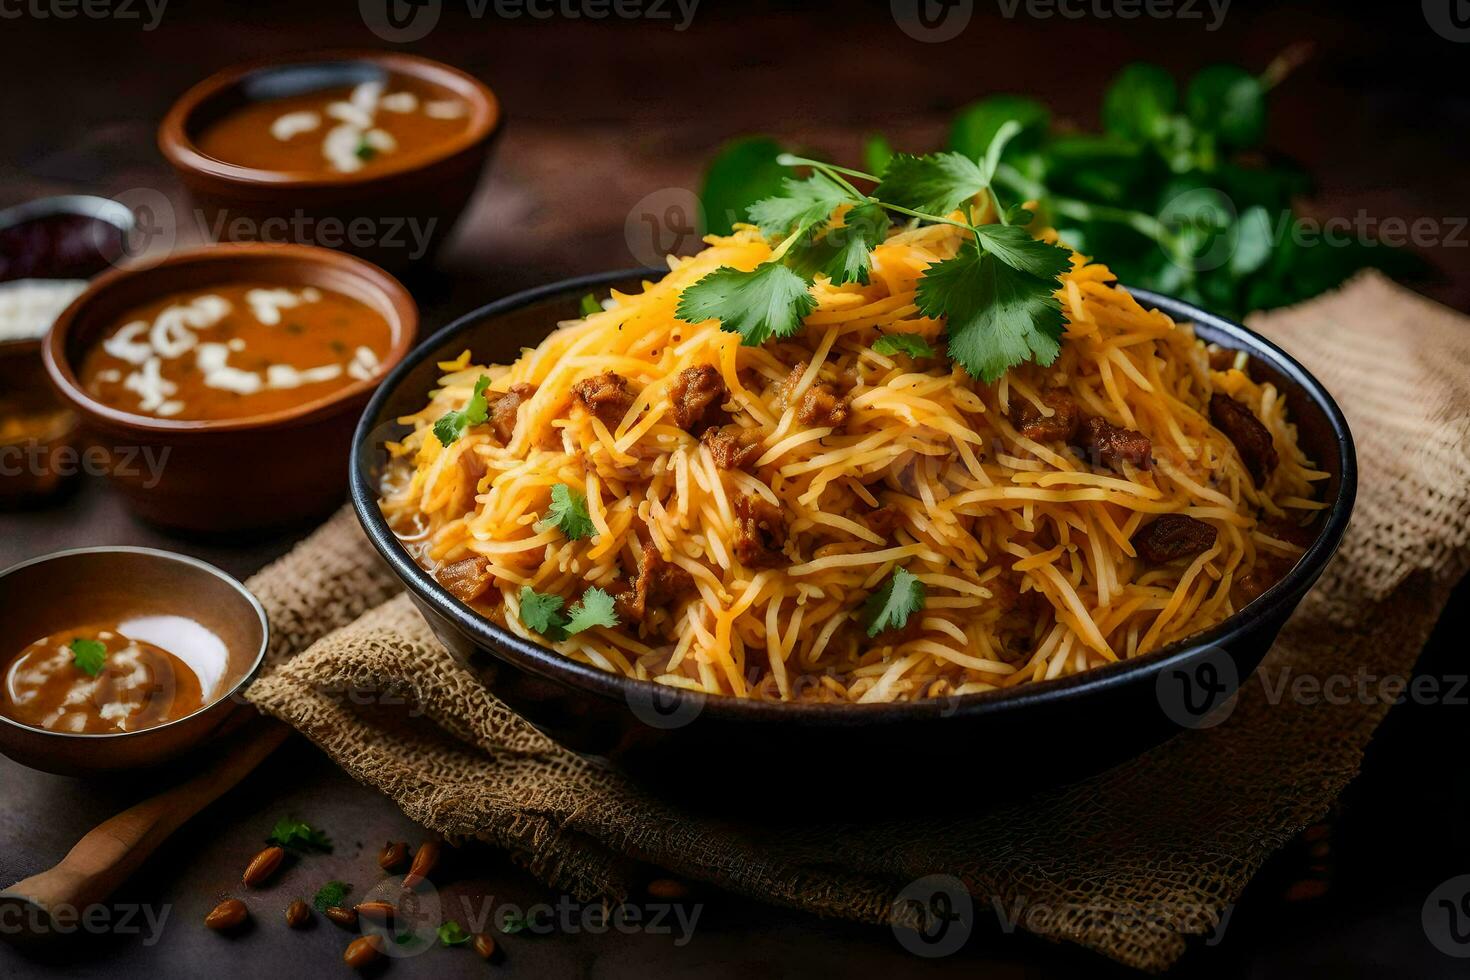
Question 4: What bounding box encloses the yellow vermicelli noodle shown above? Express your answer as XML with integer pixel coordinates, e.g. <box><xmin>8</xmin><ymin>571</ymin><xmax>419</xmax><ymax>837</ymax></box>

<box><xmin>379</xmin><ymin>222</ymin><xmax>1327</xmax><ymax>703</ymax></box>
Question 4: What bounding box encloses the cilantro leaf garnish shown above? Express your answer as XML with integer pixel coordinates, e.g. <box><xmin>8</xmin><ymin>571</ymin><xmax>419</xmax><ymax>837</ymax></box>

<box><xmin>862</xmin><ymin>567</ymin><xmax>926</xmax><ymax>638</ymax></box>
<box><xmin>312</xmin><ymin>880</ymin><xmax>352</xmax><ymax>912</ymax></box>
<box><xmin>579</xmin><ymin>293</ymin><xmax>601</xmax><ymax>317</ymax></box>
<box><xmin>787</xmin><ymin>202</ymin><xmax>891</xmax><ymax>286</ymax></box>
<box><xmin>433</xmin><ymin>375</ymin><xmax>493</xmax><ymax>447</ymax></box>
<box><xmin>437</xmin><ymin>921</ymin><xmax>472</xmax><ymax>946</ymax></box>
<box><xmin>69</xmin><ymin>638</ymin><xmax>107</xmax><ymax>677</ymax></box>
<box><xmin>518</xmin><ymin>586</ymin><xmax>569</xmax><ymax>641</ymax></box>
<box><xmin>500</xmin><ymin>910</ymin><xmax>529</xmax><ymax>934</ymax></box>
<box><xmin>395</xmin><ymin>931</ymin><xmax>423</xmax><ymax>947</ymax></box>
<box><xmin>354</xmin><ymin>137</ymin><xmax>378</xmax><ymax>161</ymax></box>
<box><xmin>973</xmin><ymin>224</ymin><xmax>1074</xmax><ymax>280</ymax></box>
<box><xmin>268</xmin><ymin>817</ymin><xmax>333</xmax><ymax>853</ymax></box>
<box><xmin>917</xmin><ymin>248</ymin><xmax>1066</xmax><ymax>384</ymax></box>
<box><xmin>535</xmin><ymin>483</ymin><xmax>595</xmax><ymax>540</ymax></box>
<box><xmin>873</xmin><ymin>151</ymin><xmax>989</xmax><ymax>216</ymax></box>
<box><xmin>872</xmin><ymin>333</ymin><xmax>936</xmax><ymax>359</ymax></box>
<box><xmin>748</xmin><ymin>173</ymin><xmax>853</xmax><ymax>238</ymax></box>
<box><xmin>563</xmin><ymin>587</ymin><xmax>619</xmax><ymax>635</ymax></box>
<box><xmin>675</xmin><ymin>262</ymin><xmax>818</xmax><ymax>347</ymax></box>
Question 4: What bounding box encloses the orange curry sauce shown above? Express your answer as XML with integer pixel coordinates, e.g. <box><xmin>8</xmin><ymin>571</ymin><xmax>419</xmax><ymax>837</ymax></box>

<box><xmin>78</xmin><ymin>282</ymin><xmax>392</xmax><ymax>421</ymax></box>
<box><xmin>196</xmin><ymin>76</ymin><xmax>471</xmax><ymax>176</ymax></box>
<box><xmin>0</xmin><ymin>616</ymin><xmax>233</xmax><ymax>734</ymax></box>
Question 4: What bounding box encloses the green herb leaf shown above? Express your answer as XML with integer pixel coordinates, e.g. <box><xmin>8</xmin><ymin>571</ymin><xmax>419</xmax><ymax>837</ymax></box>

<box><xmin>701</xmin><ymin>136</ymin><xmax>788</xmax><ymax>236</ymax></box>
<box><xmin>395</xmin><ymin>930</ymin><xmax>423</xmax><ymax>947</ymax></box>
<box><xmin>437</xmin><ymin>921</ymin><xmax>472</xmax><ymax>947</ymax></box>
<box><xmin>1004</xmin><ymin>204</ymin><xmax>1036</xmax><ymax>225</ymax></box>
<box><xmin>500</xmin><ymin>910</ymin><xmax>529</xmax><ymax>934</ymax></box>
<box><xmin>535</xmin><ymin>483</ymin><xmax>595</xmax><ymax>541</ymax></box>
<box><xmin>917</xmin><ymin>248</ymin><xmax>1066</xmax><ymax>383</ymax></box>
<box><xmin>268</xmin><ymin>818</ymin><xmax>333</xmax><ymax>853</ymax></box>
<box><xmin>873</xmin><ymin>152</ymin><xmax>989</xmax><ymax>216</ymax></box>
<box><xmin>862</xmin><ymin>567</ymin><xmax>926</xmax><ymax>638</ymax></box>
<box><xmin>787</xmin><ymin>202</ymin><xmax>891</xmax><ymax>286</ymax></box>
<box><xmin>863</xmin><ymin>133</ymin><xmax>894</xmax><ymax>176</ymax></box>
<box><xmin>518</xmin><ymin>586</ymin><xmax>569</xmax><ymax>641</ymax></box>
<box><xmin>748</xmin><ymin>173</ymin><xmax>855</xmax><ymax>238</ymax></box>
<box><xmin>69</xmin><ymin>638</ymin><xmax>107</xmax><ymax>677</ymax></box>
<box><xmin>312</xmin><ymin>880</ymin><xmax>351</xmax><ymax>912</ymax></box>
<box><xmin>949</xmin><ymin>96</ymin><xmax>1051</xmax><ymax>163</ymax></box>
<box><xmin>354</xmin><ymin>137</ymin><xmax>378</xmax><ymax>161</ymax></box>
<box><xmin>1102</xmin><ymin>63</ymin><xmax>1178</xmax><ymax>142</ymax></box>
<box><xmin>579</xmin><ymin>293</ymin><xmax>601</xmax><ymax>317</ymax></box>
<box><xmin>675</xmin><ymin>261</ymin><xmax>818</xmax><ymax>347</ymax></box>
<box><xmin>433</xmin><ymin>375</ymin><xmax>493</xmax><ymax>447</ymax></box>
<box><xmin>563</xmin><ymin>587</ymin><xmax>619</xmax><ymax>635</ymax></box>
<box><xmin>1186</xmin><ymin>65</ymin><xmax>1265</xmax><ymax>148</ymax></box>
<box><xmin>974</xmin><ymin>224</ymin><xmax>1074</xmax><ymax>279</ymax></box>
<box><xmin>871</xmin><ymin>333</ymin><xmax>937</xmax><ymax>359</ymax></box>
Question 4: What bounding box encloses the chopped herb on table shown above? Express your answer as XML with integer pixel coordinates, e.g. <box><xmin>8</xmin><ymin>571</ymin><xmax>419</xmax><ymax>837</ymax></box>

<box><xmin>312</xmin><ymin>880</ymin><xmax>352</xmax><ymax>912</ymax></box>
<box><xmin>269</xmin><ymin>817</ymin><xmax>333</xmax><ymax>853</ymax></box>
<box><xmin>437</xmin><ymin>920</ymin><xmax>473</xmax><ymax>946</ymax></box>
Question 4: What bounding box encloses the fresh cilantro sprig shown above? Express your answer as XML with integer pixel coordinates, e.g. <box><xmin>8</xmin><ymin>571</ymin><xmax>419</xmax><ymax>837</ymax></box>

<box><xmin>312</xmin><ymin>880</ymin><xmax>352</xmax><ymax>912</ymax></box>
<box><xmin>579</xmin><ymin>293</ymin><xmax>602</xmax><ymax>317</ymax></box>
<box><xmin>534</xmin><ymin>483</ymin><xmax>596</xmax><ymax>540</ymax></box>
<box><xmin>862</xmin><ymin>567</ymin><xmax>926</xmax><ymax>638</ymax></box>
<box><xmin>268</xmin><ymin>817</ymin><xmax>333</xmax><ymax>853</ymax></box>
<box><xmin>518</xmin><ymin>585</ymin><xmax>620</xmax><ymax>642</ymax></box>
<box><xmin>872</xmin><ymin>332</ymin><xmax>936</xmax><ymax>359</ymax></box>
<box><xmin>433</xmin><ymin>375</ymin><xmax>493</xmax><ymax>446</ymax></box>
<box><xmin>437</xmin><ymin>921</ymin><xmax>473</xmax><ymax>946</ymax></box>
<box><xmin>69</xmin><ymin>638</ymin><xmax>107</xmax><ymax>677</ymax></box>
<box><xmin>677</xmin><ymin>122</ymin><xmax>1074</xmax><ymax>382</ymax></box>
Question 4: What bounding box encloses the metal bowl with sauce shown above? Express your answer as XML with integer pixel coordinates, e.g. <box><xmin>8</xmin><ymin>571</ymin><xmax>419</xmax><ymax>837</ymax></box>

<box><xmin>0</xmin><ymin>546</ymin><xmax>268</xmax><ymax>776</ymax></box>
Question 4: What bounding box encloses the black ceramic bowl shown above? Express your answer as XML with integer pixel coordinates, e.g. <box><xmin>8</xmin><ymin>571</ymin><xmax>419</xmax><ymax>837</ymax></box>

<box><xmin>350</xmin><ymin>270</ymin><xmax>1356</xmax><ymax>809</ymax></box>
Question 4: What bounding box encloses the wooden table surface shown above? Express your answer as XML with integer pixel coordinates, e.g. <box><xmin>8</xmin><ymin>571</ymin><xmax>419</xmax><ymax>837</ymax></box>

<box><xmin>2</xmin><ymin>2</ymin><xmax>1467</xmax><ymax>976</ymax></box>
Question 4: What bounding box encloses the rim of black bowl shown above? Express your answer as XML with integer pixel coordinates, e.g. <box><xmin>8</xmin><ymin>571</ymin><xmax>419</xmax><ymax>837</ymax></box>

<box><xmin>351</xmin><ymin>269</ymin><xmax>1358</xmax><ymax>726</ymax></box>
<box><xmin>0</xmin><ymin>546</ymin><xmax>269</xmax><ymax>741</ymax></box>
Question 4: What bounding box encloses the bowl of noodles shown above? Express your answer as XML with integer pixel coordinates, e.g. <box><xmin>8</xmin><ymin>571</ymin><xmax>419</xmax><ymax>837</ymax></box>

<box><xmin>350</xmin><ymin>225</ymin><xmax>1355</xmax><ymax>805</ymax></box>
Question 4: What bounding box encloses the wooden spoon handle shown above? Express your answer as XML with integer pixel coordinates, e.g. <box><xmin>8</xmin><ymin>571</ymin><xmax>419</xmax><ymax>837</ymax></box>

<box><xmin>0</xmin><ymin>717</ymin><xmax>290</xmax><ymax>938</ymax></box>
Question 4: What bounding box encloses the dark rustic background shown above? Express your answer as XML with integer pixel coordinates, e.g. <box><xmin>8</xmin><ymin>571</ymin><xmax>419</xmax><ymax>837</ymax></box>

<box><xmin>1</xmin><ymin>1</ymin><xmax>1467</xmax><ymax>976</ymax></box>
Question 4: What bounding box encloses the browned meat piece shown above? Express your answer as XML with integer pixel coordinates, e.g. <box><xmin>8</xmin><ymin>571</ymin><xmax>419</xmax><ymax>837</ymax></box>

<box><xmin>1079</xmin><ymin>416</ymin><xmax>1153</xmax><ymax>470</ymax></box>
<box><xmin>797</xmin><ymin>383</ymin><xmax>849</xmax><ymax>428</ymax></box>
<box><xmin>668</xmin><ymin>364</ymin><xmax>727</xmax><ymax>434</ymax></box>
<box><xmin>435</xmin><ymin>556</ymin><xmax>495</xmax><ymax>603</ymax></box>
<box><xmin>1207</xmin><ymin>347</ymin><xmax>1238</xmax><ymax>371</ymax></box>
<box><xmin>614</xmin><ymin>541</ymin><xmax>697</xmax><ymax>622</ymax></box>
<box><xmin>701</xmin><ymin>425</ymin><xmax>763</xmax><ymax>470</ymax></box>
<box><xmin>733</xmin><ymin>493</ymin><xmax>787</xmax><ymax>567</ymax></box>
<box><xmin>1132</xmin><ymin>514</ymin><xmax>1218</xmax><ymax>564</ymax></box>
<box><xmin>486</xmin><ymin>383</ymin><xmax>536</xmax><ymax>444</ymax></box>
<box><xmin>571</xmin><ymin>371</ymin><xmax>634</xmax><ymax>427</ymax></box>
<box><xmin>864</xmin><ymin>505</ymin><xmax>900</xmax><ymax>540</ymax></box>
<box><xmin>1209</xmin><ymin>393</ymin><xmax>1278</xmax><ymax>486</ymax></box>
<box><xmin>1010</xmin><ymin>391</ymin><xmax>1081</xmax><ymax>442</ymax></box>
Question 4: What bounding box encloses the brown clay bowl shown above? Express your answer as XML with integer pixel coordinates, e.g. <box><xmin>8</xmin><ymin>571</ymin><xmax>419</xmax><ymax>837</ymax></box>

<box><xmin>0</xmin><ymin>547</ymin><xmax>268</xmax><ymax>775</ymax></box>
<box><xmin>43</xmin><ymin>243</ymin><xmax>417</xmax><ymax>533</ymax></box>
<box><xmin>159</xmin><ymin>51</ymin><xmax>501</xmax><ymax>270</ymax></box>
<box><xmin>0</xmin><ymin>338</ymin><xmax>80</xmax><ymax>505</ymax></box>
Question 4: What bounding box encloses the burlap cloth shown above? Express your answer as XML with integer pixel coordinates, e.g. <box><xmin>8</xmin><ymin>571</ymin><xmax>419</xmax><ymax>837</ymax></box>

<box><xmin>243</xmin><ymin>271</ymin><xmax>1470</xmax><ymax>972</ymax></box>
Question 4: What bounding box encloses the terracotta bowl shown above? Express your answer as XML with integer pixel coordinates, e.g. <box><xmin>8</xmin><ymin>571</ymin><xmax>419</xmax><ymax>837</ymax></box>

<box><xmin>0</xmin><ymin>339</ymin><xmax>80</xmax><ymax>505</ymax></box>
<box><xmin>0</xmin><ymin>547</ymin><xmax>268</xmax><ymax>775</ymax></box>
<box><xmin>350</xmin><ymin>270</ymin><xmax>1358</xmax><ymax>811</ymax></box>
<box><xmin>43</xmin><ymin>243</ymin><xmax>417</xmax><ymax>533</ymax></box>
<box><xmin>159</xmin><ymin>51</ymin><xmax>502</xmax><ymax>270</ymax></box>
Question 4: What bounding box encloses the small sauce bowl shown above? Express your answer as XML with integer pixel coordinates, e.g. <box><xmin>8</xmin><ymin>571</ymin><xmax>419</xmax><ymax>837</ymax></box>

<box><xmin>43</xmin><ymin>242</ymin><xmax>418</xmax><ymax>533</ymax></box>
<box><xmin>159</xmin><ymin>51</ymin><xmax>501</xmax><ymax>270</ymax></box>
<box><xmin>0</xmin><ymin>547</ymin><xmax>268</xmax><ymax>775</ymax></box>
